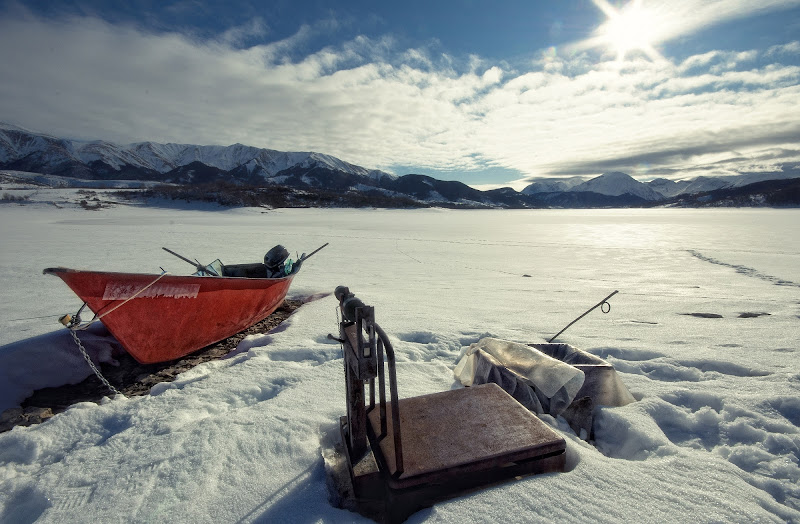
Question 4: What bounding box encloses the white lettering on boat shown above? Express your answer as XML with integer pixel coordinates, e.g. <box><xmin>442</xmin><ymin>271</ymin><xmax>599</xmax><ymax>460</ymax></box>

<box><xmin>103</xmin><ymin>282</ymin><xmax>201</xmax><ymax>300</ymax></box>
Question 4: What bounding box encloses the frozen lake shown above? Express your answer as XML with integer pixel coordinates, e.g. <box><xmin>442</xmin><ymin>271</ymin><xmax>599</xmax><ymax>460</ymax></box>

<box><xmin>3</xmin><ymin>206</ymin><xmax>798</xmax><ymax>346</ymax></box>
<box><xmin>1</xmin><ymin>204</ymin><xmax>799</xmax><ymax>522</ymax></box>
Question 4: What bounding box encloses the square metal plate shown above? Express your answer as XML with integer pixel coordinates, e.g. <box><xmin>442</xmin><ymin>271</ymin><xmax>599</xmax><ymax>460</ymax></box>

<box><xmin>367</xmin><ymin>382</ymin><xmax>566</xmax><ymax>489</ymax></box>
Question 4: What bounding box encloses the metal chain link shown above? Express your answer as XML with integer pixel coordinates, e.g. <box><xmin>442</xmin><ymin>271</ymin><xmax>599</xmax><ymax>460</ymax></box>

<box><xmin>57</xmin><ymin>273</ymin><xmax>169</xmax><ymax>398</ymax></box>
<box><xmin>69</xmin><ymin>329</ymin><xmax>122</xmax><ymax>397</ymax></box>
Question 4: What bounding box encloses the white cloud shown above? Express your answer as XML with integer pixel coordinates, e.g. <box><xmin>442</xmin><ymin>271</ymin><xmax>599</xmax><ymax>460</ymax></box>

<box><xmin>576</xmin><ymin>0</ymin><xmax>800</xmax><ymax>53</ymax></box>
<box><xmin>217</xmin><ymin>18</ymin><xmax>268</xmax><ymax>47</ymax></box>
<box><xmin>481</xmin><ymin>66</ymin><xmax>503</xmax><ymax>86</ymax></box>
<box><xmin>767</xmin><ymin>40</ymin><xmax>800</xmax><ymax>56</ymax></box>
<box><xmin>0</xmin><ymin>6</ymin><xmax>798</xmax><ymax>189</ymax></box>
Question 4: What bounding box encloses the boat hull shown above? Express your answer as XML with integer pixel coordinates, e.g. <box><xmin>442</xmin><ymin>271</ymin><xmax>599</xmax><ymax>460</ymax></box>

<box><xmin>45</xmin><ymin>268</ymin><xmax>294</xmax><ymax>364</ymax></box>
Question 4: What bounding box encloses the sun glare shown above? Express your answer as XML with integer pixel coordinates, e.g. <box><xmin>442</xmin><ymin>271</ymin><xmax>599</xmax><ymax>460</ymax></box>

<box><xmin>593</xmin><ymin>0</ymin><xmax>662</xmax><ymax>61</ymax></box>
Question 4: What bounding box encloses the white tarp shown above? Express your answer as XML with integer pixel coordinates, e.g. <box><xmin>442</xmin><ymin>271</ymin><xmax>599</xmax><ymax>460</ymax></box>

<box><xmin>454</xmin><ymin>337</ymin><xmax>586</xmax><ymax>416</ymax></box>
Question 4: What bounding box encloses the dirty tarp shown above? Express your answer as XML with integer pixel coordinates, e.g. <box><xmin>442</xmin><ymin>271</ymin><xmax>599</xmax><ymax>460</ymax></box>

<box><xmin>453</xmin><ymin>337</ymin><xmax>586</xmax><ymax>417</ymax></box>
<box><xmin>528</xmin><ymin>342</ymin><xmax>636</xmax><ymax>409</ymax></box>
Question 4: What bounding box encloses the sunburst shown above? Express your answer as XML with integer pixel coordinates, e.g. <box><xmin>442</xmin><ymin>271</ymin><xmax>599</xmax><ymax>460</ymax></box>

<box><xmin>592</xmin><ymin>0</ymin><xmax>663</xmax><ymax>61</ymax></box>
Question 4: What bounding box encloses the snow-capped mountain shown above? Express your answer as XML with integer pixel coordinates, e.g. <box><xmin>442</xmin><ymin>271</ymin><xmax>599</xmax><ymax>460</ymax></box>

<box><xmin>680</xmin><ymin>171</ymin><xmax>800</xmax><ymax>193</ymax></box>
<box><xmin>522</xmin><ymin>172</ymin><xmax>664</xmax><ymax>200</ymax></box>
<box><xmin>646</xmin><ymin>178</ymin><xmax>692</xmax><ymax>198</ymax></box>
<box><xmin>570</xmin><ymin>171</ymin><xmax>664</xmax><ymax>200</ymax></box>
<box><xmin>678</xmin><ymin>176</ymin><xmax>732</xmax><ymax>195</ymax></box>
<box><xmin>520</xmin><ymin>176</ymin><xmax>586</xmax><ymax>195</ymax></box>
<box><xmin>0</xmin><ymin>122</ymin><xmax>396</xmax><ymax>184</ymax></box>
<box><xmin>3</xmin><ymin>122</ymin><xmax>798</xmax><ymax>209</ymax></box>
<box><xmin>524</xmin><ymin>169</ymin><xmax>800</xmax><ymax>201</ymax></box>
<box><xmin>568</xmin><ymin>171</ymin><xmax>663</xmax><ymax>201</ymax></box>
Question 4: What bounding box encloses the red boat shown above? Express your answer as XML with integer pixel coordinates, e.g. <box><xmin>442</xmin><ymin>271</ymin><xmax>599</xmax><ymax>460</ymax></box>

<box><xmin>44</xmin><ymin>244</ymin><xmax>326</xmax><ymax>364</ymax></box>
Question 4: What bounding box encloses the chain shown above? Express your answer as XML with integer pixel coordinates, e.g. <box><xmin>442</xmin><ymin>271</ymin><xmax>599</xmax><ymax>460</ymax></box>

<box><xmin>56</xmin><ymin>272</ymin><xmax>169</xmax><ymax>398</ymax></box>
<box><xmin>69</xmin><ymin>329</ymin><xmax>122</xmax><ymax>397</ymax></box>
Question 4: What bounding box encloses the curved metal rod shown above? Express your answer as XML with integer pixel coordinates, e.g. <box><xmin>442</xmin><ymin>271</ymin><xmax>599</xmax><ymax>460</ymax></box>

<box><xmin>377</xmin><ymin>337</ymin><xmax>387</xmax><ymax>436</ymax></box>
<box><xmin>375</xmin><ymin>323</ymin><xmax>404</xmax><ymax>476</ymax></box>
<box><xmin>548</xmin><ymin>290</ymin><xmax>619</xmax><ymax>343</ymax></box>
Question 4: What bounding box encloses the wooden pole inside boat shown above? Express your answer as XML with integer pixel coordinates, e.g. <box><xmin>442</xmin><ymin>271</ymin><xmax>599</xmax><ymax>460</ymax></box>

<box><xmin>300</xmin><ymin>242</ymin><xmax>329</xmax><ymax>262</ymax></box>
<box><xmin>162</xmin><ymin>247</ymin><xmax>206</xmax><ymax>272</ymax></box>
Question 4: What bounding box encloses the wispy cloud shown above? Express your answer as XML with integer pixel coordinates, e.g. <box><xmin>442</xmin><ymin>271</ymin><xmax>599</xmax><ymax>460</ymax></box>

<box><xmin>0</xmin><ymin>4</ymin><xmax>798</xmax><ymax>189</ymax></box>
<box><xmin>574</xmin><ymin>0</ymin><xmax>800</xmax><ymax>54</ymax></box>
<box><xmin>216</xmin><ymin>18</ymin><xmax>268</xmax><ymax>47</ymax></box>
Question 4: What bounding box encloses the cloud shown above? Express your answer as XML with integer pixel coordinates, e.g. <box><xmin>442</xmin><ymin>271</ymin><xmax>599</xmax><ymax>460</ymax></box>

<box><xmin>0</xmin><ymin>6</ymin><xmax>799</xmax><ymax>190</ymax></box>
<box><xmin>217</xmin><ymin>18</ymin><xmax>268</xmax><ymax>47</ymax></box>
<box><xmin>575</xmin><ymin>0</ymin><xmax>800</xmax><ymax>53</ymax></box>
<box><xmin>540</xmin><ymin>122</ymin><xmax>800</xmax><ymax>177</ymax></box>
<box><xmin>767</xmin><ymin>41</ymin><xmax>800</xmax><ymax>56</ymax></box>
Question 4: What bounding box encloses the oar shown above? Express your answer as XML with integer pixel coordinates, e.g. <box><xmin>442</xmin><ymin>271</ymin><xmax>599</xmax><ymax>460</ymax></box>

<box><xmin>299</xmin><ymin>242</ymin><xmax>329</xmax><ymax>262</ymax></box>
<box><xmin>162</xmin><ymin>247</ymin><xmax>208</xmax><ymax>273</ymax></box>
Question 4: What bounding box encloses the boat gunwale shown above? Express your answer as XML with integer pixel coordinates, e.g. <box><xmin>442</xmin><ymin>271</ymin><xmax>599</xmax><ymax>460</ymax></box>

<box><xmin>43</xmin><ymin>266</ymin><xmax>294</xmax><ymax>283</ymax></box>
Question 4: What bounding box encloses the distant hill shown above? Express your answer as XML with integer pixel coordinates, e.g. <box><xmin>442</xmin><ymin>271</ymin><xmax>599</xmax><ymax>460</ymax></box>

<box><xmin>2</xmin><ymin>122</ymin><xmax>798</xmax><ymax>209</ymax></box>
<box><xmin>521</xmin><ymin>169</ymin><xmax>800</xmax><ymax>202</ymax></box>
<box><xmin>569</xmin><ymin>171</ymin><xmax>664</xmax><ymax>201</ymax></box>
<box><xmin>520</xmin><ymin>176</ymin><xmax>585</xmax><ymax>195</ymax></box>
<box><xmin>646</xmin><ymin>178</ymin><xmax>691</xmax><ymax>198</ymax></box>
<box><xmin>664</xmin><ymin>177</ymin><xmax>800</xmax><ymax>207</ymax></box>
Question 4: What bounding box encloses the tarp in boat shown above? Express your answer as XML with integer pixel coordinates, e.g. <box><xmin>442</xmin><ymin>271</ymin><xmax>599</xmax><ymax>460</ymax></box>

<box><xmin>454</xmin><ymin>337</ymin><xmax>586</xmax><ymax>417</ymax></box>
<box><xmin>454</xmin><ymin>337</ymin><xmax>635</xmax><ymax>439</ymax></box>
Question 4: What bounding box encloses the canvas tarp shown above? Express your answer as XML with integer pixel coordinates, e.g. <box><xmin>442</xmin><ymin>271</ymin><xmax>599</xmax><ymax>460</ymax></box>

<box><xmin>454</xmin><ymin>337</ymin><xmax>586</xmax><ymax>417</ymax></box>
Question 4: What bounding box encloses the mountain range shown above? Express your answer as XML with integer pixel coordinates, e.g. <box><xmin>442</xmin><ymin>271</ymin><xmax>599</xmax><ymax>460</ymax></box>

<box><xmin>2</xmin><ymin>122</ymin><xmax>798</xmax><ymax>208</ymax></box>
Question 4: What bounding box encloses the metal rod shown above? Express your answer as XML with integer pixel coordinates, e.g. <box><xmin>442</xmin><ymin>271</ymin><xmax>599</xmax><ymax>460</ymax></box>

<box><xmin>368</xmin><ymin>377</ymin><xmax>375</xmax><ymax>411</ymax></box>
<box><xmin>376</xmin><ymin>324</ymin><xmax>403</xmax><ymax>475</ymax></box>
<box><xmin>548</xmin><ymin>290</ymin><xmax>619</xmax><ymax>343</ymax></box>
<box><xmin>162</xmin><ymin>247</ymin><xmax>204</xmax><ymax>271</ymax></box>
<box><xmin>300</xmin><ymin>242</ymin><xmax>329</xmax><ymax>262</ymax></box>
<box><xmin>377</xmin><ymin>337</ymin><xmax>387</xmax><ymax>437</ymax></box>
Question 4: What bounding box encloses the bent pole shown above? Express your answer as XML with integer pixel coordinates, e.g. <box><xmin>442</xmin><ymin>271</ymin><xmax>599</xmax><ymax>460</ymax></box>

<box><xmin>548</xmin><ymin>290</ymin><xmax>619</xmax><ymax>343</ymax></box>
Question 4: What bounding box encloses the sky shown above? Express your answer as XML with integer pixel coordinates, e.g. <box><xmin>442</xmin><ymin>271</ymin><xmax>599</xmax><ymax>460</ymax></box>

<box><xmin>1</xmin><ymin>0</ymin><xmax>799</xmax><ymax>189</ymax></box>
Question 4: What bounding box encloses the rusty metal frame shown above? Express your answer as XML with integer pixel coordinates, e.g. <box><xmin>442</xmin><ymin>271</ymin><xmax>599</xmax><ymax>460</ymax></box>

<box><xmin>338</xmin><ymin>292</ymin><xmax>404</xmax><ymax>475</ymax></box>
<box><xmin>331</xmin><ymin>288</ymin><xmax>569</xmax><ymax>523</ymax></box>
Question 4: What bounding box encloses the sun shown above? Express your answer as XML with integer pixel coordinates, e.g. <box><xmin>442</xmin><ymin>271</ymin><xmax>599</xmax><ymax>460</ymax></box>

<box><xmin>603</xmin><ymin>2</ymin><xmax>655</xmax><ymax>58</ymax></box>
<box><xmin>593</xmin><ymin>0</ymin><xmax>662</xmax><ymax>61</ymax></box>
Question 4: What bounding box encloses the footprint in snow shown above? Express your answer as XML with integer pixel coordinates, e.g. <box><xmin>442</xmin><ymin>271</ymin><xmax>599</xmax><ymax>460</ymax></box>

<box><xmin>396</xmin><ymin>330</ymin><xmax>440</xmax><ymax>345</ymax></box>
<box><xmin>591</xmin><ymin>346</ymin><xmax>667</xmax><ymax>361</ymax></box>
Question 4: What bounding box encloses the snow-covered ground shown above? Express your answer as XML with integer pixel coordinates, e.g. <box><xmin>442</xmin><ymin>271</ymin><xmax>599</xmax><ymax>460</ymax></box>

<box><xmin>1</xmin><ymin>202</ymin><xmax>799</xmax><ymax>523</ymax></box>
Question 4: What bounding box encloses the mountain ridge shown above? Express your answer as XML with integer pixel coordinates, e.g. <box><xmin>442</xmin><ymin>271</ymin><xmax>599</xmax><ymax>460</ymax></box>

<box><xmin>2</xmin><ymin>122</ymin><xmax>798</xmax><ymax>208</ymax></box>
<box><xmin>568</xmin><ymin>171</ymin><xmax>663</xmax><ymax>201</ymax></box>
<box><xmin>0</xmin><ymin>122</ymin><xmax>396</xmax><ymax>184</ymax></box>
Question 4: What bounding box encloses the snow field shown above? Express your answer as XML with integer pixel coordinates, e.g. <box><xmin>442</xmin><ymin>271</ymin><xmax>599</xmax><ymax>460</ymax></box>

<box><xmin>0</xmin><ymin>205</ymin><xmax>799</xmax><ymax>522</ymax></box>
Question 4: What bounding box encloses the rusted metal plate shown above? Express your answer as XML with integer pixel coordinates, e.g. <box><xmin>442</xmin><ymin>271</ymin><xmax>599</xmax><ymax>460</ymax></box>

<box><xmin>343</xmin><ymin>323</ymin><xmax>377</xmax><ymax>380</ymax></box>
<box><xmin>367</xmin><ymin>382</ymin><xmax>565</xmax><ymax>489</ymax></box>
<box><xmin>344</xmin><ymin>324</ymin><xmax>360</xmax><ymax>352</ymax></box>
